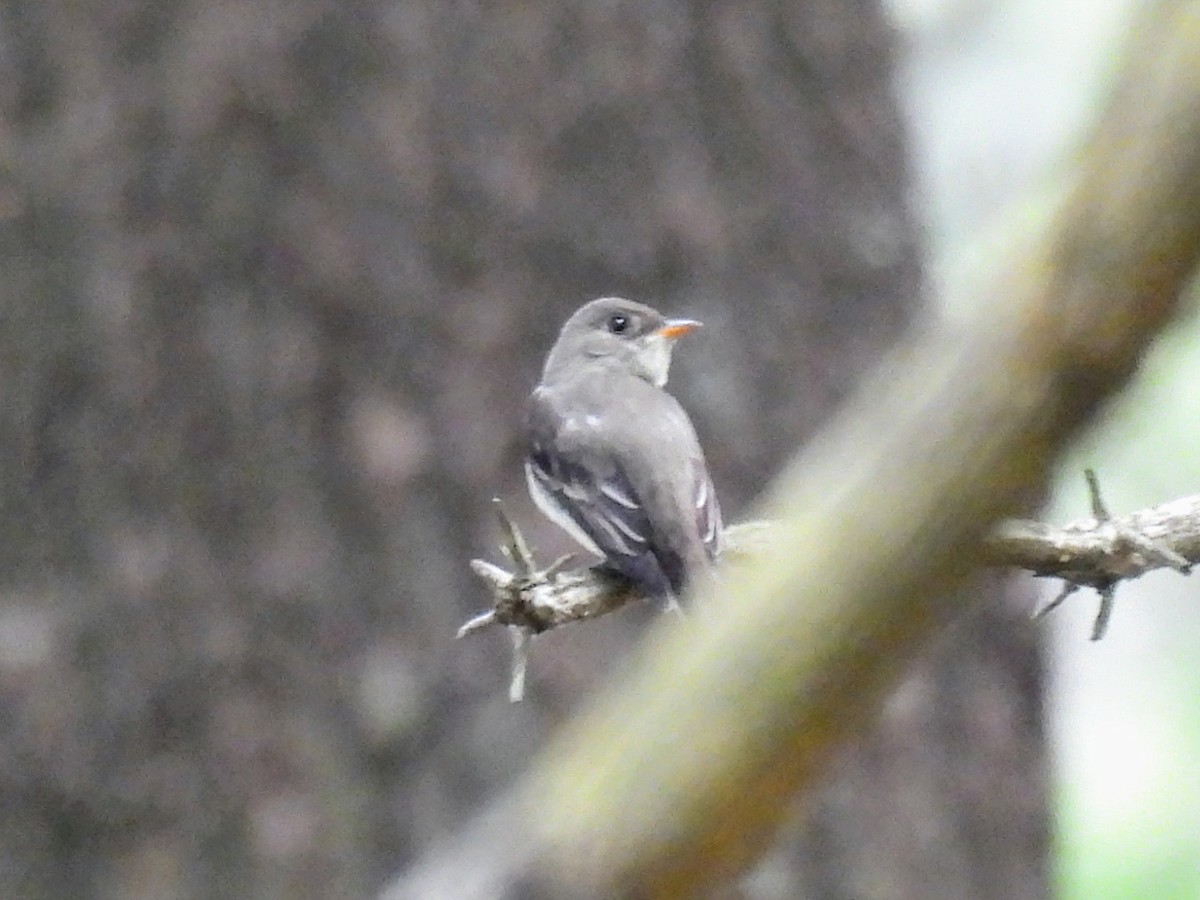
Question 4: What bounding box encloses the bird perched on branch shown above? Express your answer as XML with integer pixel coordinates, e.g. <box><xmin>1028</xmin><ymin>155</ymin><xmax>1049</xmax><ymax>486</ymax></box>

<box><xmin>524</xmin><ymin>297</ymin><xmax>721</xmax><ymax>606</ymax></box>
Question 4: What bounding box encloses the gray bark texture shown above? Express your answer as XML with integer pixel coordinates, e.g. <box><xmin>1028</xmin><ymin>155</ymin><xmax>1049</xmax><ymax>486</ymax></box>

<box><xmin>0</xmin><ymin>1</ymin><xmax>1048</xmax><ymax>898</ymax></box>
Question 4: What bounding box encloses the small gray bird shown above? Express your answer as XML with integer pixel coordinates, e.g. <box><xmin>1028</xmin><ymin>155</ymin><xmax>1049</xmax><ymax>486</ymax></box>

<box><xmin>525</xmin><ymin>297</ymin><xmax>721</xmax><ymax>604</ymax></box>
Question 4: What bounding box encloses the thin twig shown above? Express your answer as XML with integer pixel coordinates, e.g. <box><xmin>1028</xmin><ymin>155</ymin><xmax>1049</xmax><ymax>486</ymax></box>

<box><xmin>495</xmin><ymin>498</ymin><xmax>535</xmax><ymax>577</ymax></box>
<box><xmin>461</xmin><ymin>489</ymin><xmax>1200</xmax><ymax>679</ymax></box>
<box><xmin>1092</xmin><ymin>587</ymin><xmax>1117</xmax><ymax>640</ymax></box>
<box><xmin>1085</xmin><ymin>468</ymin><xmax>1110</xmax><ymax>521</ymax></box>
<box><xmin>1033</xmin><ymin>582</ymin><xmax>1078</xmax><ymax>620</ymax></box>
<box><xmin>509</xmin><ymin>628</ymin><xmax>530</xmax><ymax>702</ymax></box>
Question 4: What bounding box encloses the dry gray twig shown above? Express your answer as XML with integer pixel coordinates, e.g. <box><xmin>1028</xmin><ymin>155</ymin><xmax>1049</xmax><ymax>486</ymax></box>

<box><xmin>462</xmin><ymin>483</ymin><xmax>1200</xmax><ymax>695</ymax></box>
<box><xmin>986</xmin><ymin>471</ymin><xmax>1194</xmax><ymax>639</ymax></box>
<box><xmin>459</xmin><ymin>514</ymin><xmax>772</xmax><ymax>700</ymax></box>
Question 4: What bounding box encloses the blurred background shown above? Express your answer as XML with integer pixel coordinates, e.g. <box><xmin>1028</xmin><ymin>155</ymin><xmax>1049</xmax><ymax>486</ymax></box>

<box><xmin>893</xmin><ymin>0</ymin><xmax>1200</xmax><ymax>897</ymax></box>
<box><xmin>0</xmin><ymin>1</ymin><xmax>1189</xmax><ymax>898</ymax></box>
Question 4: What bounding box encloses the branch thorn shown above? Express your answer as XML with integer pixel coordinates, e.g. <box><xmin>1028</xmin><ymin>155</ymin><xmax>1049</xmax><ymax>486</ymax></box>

<box><xmin>1034</xmin><ymin>581</ymin><xmax>1078</xmax><ymax>619</ymax></box>
<box><xmin>508</xmin><ymin>627</ymin><xmax>530</xmax><ymax>702</ymax></box>
<box><xmin>1091</xmin><ymin>585</ymin><xmax>1116</xmax><ymax>640</ymax></box>
<box><xmin>1085</xmin><ymin>468</ymin><xmax>1110</xmax><ymax>522</ymax></box>
<box><xmin>493</xmin><ymin>498</ymin><xmax>535</xmax><ymax>578</ymax></box>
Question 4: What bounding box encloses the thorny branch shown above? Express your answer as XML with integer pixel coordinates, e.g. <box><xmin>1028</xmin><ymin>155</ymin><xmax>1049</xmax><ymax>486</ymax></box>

<box><xmin>465</xmin><ymin>475</ymin><xmax>1198</xmax><ymax>700</ymax></box>
<box><xmin>984</xmin><ymin>469</ymin><xmax>1192</xmax><ymax>638</ymax></box>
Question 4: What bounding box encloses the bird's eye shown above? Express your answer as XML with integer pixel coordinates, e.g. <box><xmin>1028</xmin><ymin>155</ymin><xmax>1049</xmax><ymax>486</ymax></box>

<box><xmin>607</xmin><ymin>314</ymin><xmax>629</xmax><ymax>334</ymax></box>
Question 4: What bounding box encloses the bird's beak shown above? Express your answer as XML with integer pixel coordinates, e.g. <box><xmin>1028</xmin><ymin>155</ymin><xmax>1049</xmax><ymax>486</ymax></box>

<box><xmin>657</xmin><ymin>318</ymin><xmax>703</xmax><ymax>340</ymax></box>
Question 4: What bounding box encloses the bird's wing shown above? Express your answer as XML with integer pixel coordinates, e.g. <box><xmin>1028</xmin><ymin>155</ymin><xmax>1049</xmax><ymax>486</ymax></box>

<box><xmin>692</xmin><ymin>456</ymin><xmax>722</xmax><ymax>559</ymax></box>
<box><xmin>525</xmin><ymin>389</ymin><xmax>654</xmax><ymax>565</ymax></box>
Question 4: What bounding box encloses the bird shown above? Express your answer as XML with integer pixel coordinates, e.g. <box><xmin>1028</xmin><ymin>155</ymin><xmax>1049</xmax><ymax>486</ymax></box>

<box><xmin>524</xmin><ymin>296</ymin><xmax>721</xmax><ymax>606</ymax></box>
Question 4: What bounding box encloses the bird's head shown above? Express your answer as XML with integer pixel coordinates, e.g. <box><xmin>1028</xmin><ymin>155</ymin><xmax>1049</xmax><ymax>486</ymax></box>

<box><xmin>544</xmin><ymin>297</ymin><xmax>702</xmax><ymax>387</ymax></box>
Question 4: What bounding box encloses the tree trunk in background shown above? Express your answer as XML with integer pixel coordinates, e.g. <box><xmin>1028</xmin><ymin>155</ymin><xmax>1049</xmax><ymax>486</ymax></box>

<box><xmin>0</xmin><ymin>2</ymin><xmax>1048</xmax><ymax>898</ymax></box>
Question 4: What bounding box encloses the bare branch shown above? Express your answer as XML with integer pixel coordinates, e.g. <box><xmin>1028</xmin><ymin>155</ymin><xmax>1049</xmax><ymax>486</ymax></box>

<box><xmin>987</xmin><ymin>479</ymin><xmax>1197</xmax><ymax>639</ymax></box>
<box><xmin>458</xmin><ymin>522</ymin><xmax>777</xmax><ymax>697</ymax></box>
<box><xmin>983</xmin><ymin>492</ymin><xmax>1200</xmax><ymax>581</ymax></box>
<box><xmin>459</xmin><ymin>493</ymin><xmax>1200</xmax><ymax>667</ymax></box>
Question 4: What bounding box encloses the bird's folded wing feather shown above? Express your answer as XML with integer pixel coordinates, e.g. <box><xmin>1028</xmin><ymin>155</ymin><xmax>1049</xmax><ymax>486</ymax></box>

<box><xmin>693</xmin><ymin>460</ymin><xmax>722</xmax><ymax>559</ymax></box>
<box><xmin>525</xmin><ymin>392</ymin><xmax>653</xmax><ymax>563</ymax></box>
<box><xmin>525</xmin><ymin>442</ymin><xmax>652</xmax><ymax>560</ymax></box>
